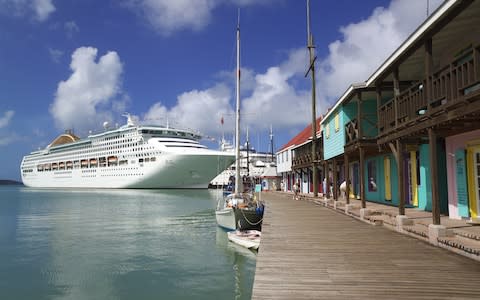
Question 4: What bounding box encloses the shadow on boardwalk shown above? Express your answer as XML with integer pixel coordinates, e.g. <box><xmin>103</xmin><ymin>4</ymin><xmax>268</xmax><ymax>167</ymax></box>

<box><xmin>252</xmin><ymin>192</ymin><xmax>480</xmax><ymax>300</ymax></box>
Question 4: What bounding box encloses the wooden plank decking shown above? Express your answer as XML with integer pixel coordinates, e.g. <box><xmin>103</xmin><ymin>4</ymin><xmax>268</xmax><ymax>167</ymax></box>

<box><xmin>252</xmin><ymin>192</ymin><xmax>480</xmax><ymax>300</ymax></box>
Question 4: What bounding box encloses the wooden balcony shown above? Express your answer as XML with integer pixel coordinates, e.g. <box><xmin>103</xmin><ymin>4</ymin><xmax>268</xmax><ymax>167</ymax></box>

<box><xmin>378</xmin><ymin>45</ymin><xmax>480</xmax><ymax>139</ymax></box>
<box><xmin>345</xmin><ymin>119</ymin><xmax>359</xmax><ymax>143</ymax></box>
<box><xmin>292</xmin><ymin>150</ymin><xmax>323</xmax><ymax>169</ymax></box>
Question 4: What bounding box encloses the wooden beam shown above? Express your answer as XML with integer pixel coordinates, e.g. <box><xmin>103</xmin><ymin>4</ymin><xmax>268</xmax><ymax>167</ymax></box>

<box><xmin>429</xmin><ymin>128</ymin><xmax>441</xmax><ymax>225</ymax></box>
<box><xmin>377</xmin><ymin>97</ymin><xmax>480</xmax><ymax>144</ymax></box>
<box><xmin>323</xmin><ymin>161</ymin><xmax>327</xmax><ymax>197</ymax></box>
<box><xmin>393</xmin><ymin>68</ymin><xmax>400</xmax><ymax>128</ymax></box>
<box><xmin>344</xmin><ymin>153</ymin><xmax>350</xmax><ymax>205</ymax></box>
<box><xmin>396</xmin><ymin>139</ymin><xmax>405</xmax><ymax>215</ymax></box>
<box><xmin>389</xmin><ymin>142</ymin><xmax>398</xmax><ymax>162</ymax></box>
<box><xmin>357</xmin><ymin>91</ymin><xmax>363</xmax><ymax>140</ymax></box>
<box><xmin>326</xmin><ymin>161</ymin><xmax>331</xmax><ymax>199</ymax></box>
<box><xmin>359</xmin><ymin>146</ymin><xmax>366</xmax><ymax>209</ymax></box>
<box><xmin>333</xmin><ymin>158</ymin><xmax>338</xmax><ymax>201</ymax></box>
<box><xmin>376</xmin><ymin>85</ymin><xmax>382</xmax><ymax>130</ymax></box>
<box><xmin>425</xmin><ymin>38</ymin><xmax>433</xmax><ymax>111</ymax></box>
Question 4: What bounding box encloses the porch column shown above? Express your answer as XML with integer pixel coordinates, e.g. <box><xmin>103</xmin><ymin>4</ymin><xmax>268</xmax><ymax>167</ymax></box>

<box><xmin>357</xmin><ymin>91</ymin><xmax>363</xmax><ymax>139</ymax></box>
<box><xmin>474</xmin><ymin>46</ymin><xmax>480</xmax><ymax>83</ymax></box>
<box><xmin>326</xmin><ymin>161</ymin><xmax>331</xmax><ymax>199</ymax></box>
<box><xmin>397</xmin><ymin>139</ymin><xmax>405</xmax><ymax>216</ymax></box>
<box><xmin>344</xmin><ymin>153</ymin><xmax>350</xmax><ymax>204</ymax></box>
<box><xmin>322</xmin><ymin>161</ymin><xmax>327</xmax><ymax>196</ymax></box>
<box><xmin>429</xmin><ymin>128</ymin><xmax>441</xmax><ymax>225</ymax></box>
<box><xmin>376</xmin><ymin>85</ymin><xmax>382</xmax><ymax>124</ymax></box>
<box><xmin>425</xmin><ymin>38</ymin><xmax>433</xmax><ymax>110</ymax></box>
<box><xmin>359</xmin><ymin>146</ymin><xmax>366</xmax><ymax>208</ymax></box>
<box><xmin>393</xmin><ymin>68</ymin><xmax>400</xmax><ymax>127</ymax></box>
<box><xmin>333</xmin><ymin>158</ymin><xmax>338</xmax><ymax>201</ymax></box>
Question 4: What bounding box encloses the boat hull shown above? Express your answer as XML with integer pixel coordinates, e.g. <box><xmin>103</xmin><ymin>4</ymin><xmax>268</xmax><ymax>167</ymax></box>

<box><xmin>215</xmin><ymin>207</ymin><xmax>236</xmax><ymax>231</ymax></box>
<box><xmin>22</xmin><ymin>152</ymin><xmax>234</xmax><ymax>189</ymax></box>
<box><xmin>233</xmin><ymin>206</ymin><xmax>263</xmax><ymax>231</ymax></box>
<box><xmin>227</xmin><ymin>230</ymin><xmax>261</xmax><ymax>250</ymax></box>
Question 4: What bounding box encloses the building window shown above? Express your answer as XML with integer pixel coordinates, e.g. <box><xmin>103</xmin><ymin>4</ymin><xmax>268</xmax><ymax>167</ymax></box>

<box><xmin>334</xmin><ymin>113</ymin><xmax>340</xmax><ymax>132</ymax></box>
<box><xmin>367</xmin><ymin>160</ymin><xmax>377</xmax><ymax>192</ymax></box>
<box><xmin>326</xmin><ymin>123</ymin><xmax>330</xmax><ymax>139</ymax></box>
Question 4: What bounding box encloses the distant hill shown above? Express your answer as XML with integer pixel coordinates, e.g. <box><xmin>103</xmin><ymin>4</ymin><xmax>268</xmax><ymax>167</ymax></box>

<box><xmin>0</xmin><ymin>180</ymin><xmax>23</xmax><ymax>185</ymax></box>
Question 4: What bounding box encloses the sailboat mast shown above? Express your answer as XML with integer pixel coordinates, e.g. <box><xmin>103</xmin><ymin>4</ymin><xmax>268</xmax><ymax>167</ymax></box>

<box><xmin>306</xmin><ymin>0</ymin><xmax>318</xmax><ymax>197</ymax></box>
<box><xmin>235</xmin><ymin>13</ymin><xmax>241</xmax><ymax>195</ymax></box>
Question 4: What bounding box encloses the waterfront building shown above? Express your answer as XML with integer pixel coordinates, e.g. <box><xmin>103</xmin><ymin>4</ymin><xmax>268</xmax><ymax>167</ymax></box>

<box><xmin>294</xmin><ymin>0</ymin><xmax>480</xmax><ymax>225</ymax></box>
<box><xmin>365</xmin><ymin>0</ymin><xmax>480</xmax><ymax>223</ymax></box>
<box><xmin>276</xmin><ymin>118</ymin><xmax>322</xmax><ymax>194</ymax></box>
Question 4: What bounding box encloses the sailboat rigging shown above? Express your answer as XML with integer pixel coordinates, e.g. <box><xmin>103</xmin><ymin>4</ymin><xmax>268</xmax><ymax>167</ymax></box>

<box><xmin>215</xmin><ymin>13</ymin><xmax>264</xmax><ymax>233</ymax></box>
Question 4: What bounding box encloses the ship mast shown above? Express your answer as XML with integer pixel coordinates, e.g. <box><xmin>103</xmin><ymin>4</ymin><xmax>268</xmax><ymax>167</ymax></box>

<box><xmin>234</xmin><ymin>11</ymin><xmax>242</xmax><ymax>195</ymax></box>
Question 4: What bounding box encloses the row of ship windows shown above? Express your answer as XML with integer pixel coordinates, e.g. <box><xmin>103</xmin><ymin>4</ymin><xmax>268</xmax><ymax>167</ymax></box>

<box><xmin>40</xmin><ymin>146</ymin><xmax>157</xmax><ymax>164</ymax></box>
<box><xmin>31</xmin><ymin>156</ymin><xmax>157</xmax><ymax>172</ymax></box>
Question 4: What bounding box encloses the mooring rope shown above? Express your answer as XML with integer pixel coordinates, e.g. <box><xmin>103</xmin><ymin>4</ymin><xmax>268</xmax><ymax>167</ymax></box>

<box><xmin>238</xmin><ymin>207</ymin><xmax>263</xmax><ymax>226</ymax></box>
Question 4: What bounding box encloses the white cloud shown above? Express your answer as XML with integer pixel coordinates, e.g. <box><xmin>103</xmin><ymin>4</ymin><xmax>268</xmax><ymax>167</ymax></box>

<box><xmin>125</xmin><ymin>0</ymin><xmax>276</xmax><ymax>36</ymax></box>
<box><xmin>242</xmin><ymin>48</ymin><xmax>311</xmax><ymax>130</ymax></box>
<box><xmin>317</xmin><ymin>0</ymin><xmax>443</xmax><ymax>105</ymax></box>
<box><xmin>142</xmin><ymin>48</ymin><xmax>311</xmax><ymax>141</ymax></box>
<box><xmin>127</xmin><ymin>0</ymin><xmax>217</xmax><ymax>36</ymax></box>
<box><xmin>50</xmin><ymin>47</ymin><xmax>125</xmax><ymax>133</ymax></box>
<box><xmin>64</xmin><ymin>20</ymin><xmax>80</xmax><ymax>38</ymax></box>
<box><xmin>0</xmin><ymin>0</ymin><xmax>55</xmax><ymax>21</ymax></box>
<box><xmin>33</xmin><ymin>0</ymin><xmax>55</xmax><ymax>21</ymax></box>
<box><xmin>139</xmin><ymin>0</ymin><xmax>444</xmax><ymax>144</ymax></box>
<box><xmin>144</xmin><ymin>83</ymin><xmax>233</xmax><ymax>136</ymax></box>
<box><xmin>48</xmin><ymin>47</ymin><xmax>63</xmax><ymax>63</ymax></box>
<box><xmin>0</xmin><ymin>110</ymin><xmax>15</xmax><ymax>146</ymax></box>
<box><xmin>0</xmin><ymin>110</ymin><xmax>14</xmax><ymax>128</ymax></box>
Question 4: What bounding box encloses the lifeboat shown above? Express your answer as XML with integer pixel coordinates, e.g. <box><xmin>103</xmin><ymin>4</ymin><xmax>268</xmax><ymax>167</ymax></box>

<box><xmin>66</xmin><ymin>161</ymin><xmax>73</xmax><ymax>168</ymax></box>
<box><xmin>108</xmin><ymin>156</ymin><xmax>117</xmax><ymax>163</ymax></box>
<box><xmin>52</xmin><ymin>163</ymin><xmax>58</xmax><ymax>170</ymax></box>
<box><xmin>59</xmin><ymin>162</ymin><xmax>65</xmax><ymax>169</ymax></box>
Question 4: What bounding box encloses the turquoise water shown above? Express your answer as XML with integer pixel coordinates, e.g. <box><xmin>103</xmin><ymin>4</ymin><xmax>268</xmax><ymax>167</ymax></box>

<box><xmin>0</xmin><ymin>186</ymin><xmax>256</xmax><ymax>299</ymax></box>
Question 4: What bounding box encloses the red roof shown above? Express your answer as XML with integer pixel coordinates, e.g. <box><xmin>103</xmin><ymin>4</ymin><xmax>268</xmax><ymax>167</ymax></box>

<box><xmin>278</xmin><ymin>116</ymin><xmax>322</xmax><ymax>152</ymax></box>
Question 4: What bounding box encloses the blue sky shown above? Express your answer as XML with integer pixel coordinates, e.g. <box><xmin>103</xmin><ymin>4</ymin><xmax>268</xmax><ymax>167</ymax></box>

<box><xmin>0</xmin><ymin>0</ymin><xmax>441</xmax><ymax>181</ymax></box>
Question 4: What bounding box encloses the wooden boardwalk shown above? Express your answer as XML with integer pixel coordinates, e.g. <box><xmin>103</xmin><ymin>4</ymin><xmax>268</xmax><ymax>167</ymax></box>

<box><xmin>252</xmin><ymin>192</ymin><xmax>480</xmax><ymax>300</ymax></box>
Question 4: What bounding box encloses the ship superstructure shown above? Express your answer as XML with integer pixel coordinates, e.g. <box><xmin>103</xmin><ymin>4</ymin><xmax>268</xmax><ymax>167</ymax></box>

<box><xmin>21</xmin><ymin>115</ymin><xmax>235</xmax><ymax>188</ymax></box>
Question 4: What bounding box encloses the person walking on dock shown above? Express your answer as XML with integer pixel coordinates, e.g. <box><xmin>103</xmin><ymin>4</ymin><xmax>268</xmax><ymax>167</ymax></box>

<box><xmin>293</xmin><ymin>180</ymin><xmax>300</xmax><ymax>200</ymax></box>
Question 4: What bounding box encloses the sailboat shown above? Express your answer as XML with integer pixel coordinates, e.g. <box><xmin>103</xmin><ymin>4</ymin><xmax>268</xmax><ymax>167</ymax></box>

<box><xmin>215</xmin><ymin>15</ymin><xmax>263</xmax><ymax>232</ymax></box>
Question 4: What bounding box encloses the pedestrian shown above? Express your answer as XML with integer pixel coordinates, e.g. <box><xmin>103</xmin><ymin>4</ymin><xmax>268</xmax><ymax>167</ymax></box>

<box><xmin>293</xmin><ymin>180</ymin><xmax>300</xmax><ymax>200</ymax></box>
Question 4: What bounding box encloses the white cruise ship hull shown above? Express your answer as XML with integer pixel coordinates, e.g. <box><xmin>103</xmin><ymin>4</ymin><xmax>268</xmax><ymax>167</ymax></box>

<box><xmin>22</xmin><ymin>152</ymin><xmax>234</xmax><ymax>189</ymax></box>
<box><xmin>21</xmin><ymin>118</ymin><xmax>236</xmax><ymax>189</ymax></box>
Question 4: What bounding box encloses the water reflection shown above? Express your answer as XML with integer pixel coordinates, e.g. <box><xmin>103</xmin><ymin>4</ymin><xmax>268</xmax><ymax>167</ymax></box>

<box><xmin>0</xmin><ymin>186</ymin><xmax>256</xmax><ymax>300</ymax></box>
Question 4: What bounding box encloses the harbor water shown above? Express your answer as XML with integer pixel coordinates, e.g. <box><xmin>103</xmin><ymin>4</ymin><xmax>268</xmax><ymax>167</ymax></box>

<box><xmin>0</xmin><ymin>186</ymin><xmax>256</xmax><ymax>300</ymax></box>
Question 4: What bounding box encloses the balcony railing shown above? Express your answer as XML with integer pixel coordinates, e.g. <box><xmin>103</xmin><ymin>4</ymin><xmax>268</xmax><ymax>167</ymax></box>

<box><xmin>378</xmin><ymin>46</ymin><xmax>480</xmax><ymax>135</ymax></box>
<box><xmin>292</xmin><ymin>150</ymin><xmax>323</xmax><ymax>168</ymax></box>
<box><xmin>345</xmin><ymin>119</ymin><xmax>359</xmax><ymax>143</ymax></box>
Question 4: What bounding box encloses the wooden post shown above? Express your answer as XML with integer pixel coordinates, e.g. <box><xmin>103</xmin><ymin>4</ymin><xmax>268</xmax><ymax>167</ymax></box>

<box><xmin>344</xmin><ymin>153</ymin><xmax>350</xmax><ymax>204</ymax></box>
<box><xmin>326</xmin><ymin>161</ymin><xmax>331</xmax><ymax>199</ymax></box>
<box><xmin>376</xmin><ymin>85</ymin><xmax>382</xmax><ymax>132</ymax></box>
<box><xmin>357</xmin><ymin>91</ymin><xmax>363</xmax><ymax>140</ymax></box>
<box><xmin>393</xmin><ymin>68</ymin><xmax>400</xmax><ymax>127</ymax></box>
<box><xmin>425</xmin><ymin>38</ymin><xmax>433</xmax><ymax>110</ymax></box>
<box><xmin>359</xmin><ymin>146</ymin><xmax>366</xmax><ymax>209</ymax></box>
<box><xmin>322</xmin><ymin>161</ymin><xmax>327</xmax><ymax>196</ymax></box>
<box><xmin>333</xmin><ymin>158</ymin><xmax>338</xmax><ymax>201</ymax></box>
<box><xmin>396</xmin><ymin>139</ymin><xmax>405</xmax><ymax>215</ymax></box>
<box><xmin>429</xmin><ymin>128</ymin><xmax>441</xmax><ymax>225</ymax></box>
<box><xmin>474</xmin><ymin>46</ymin><xmax>480</xmax><ymax>85</ymax></box>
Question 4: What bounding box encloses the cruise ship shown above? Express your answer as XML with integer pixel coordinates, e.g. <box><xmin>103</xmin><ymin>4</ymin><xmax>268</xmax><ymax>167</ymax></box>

<box><xmin>20</xmin><ymin>115</ymin><xmax>235</xmax><ymax>189</ymax></box>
